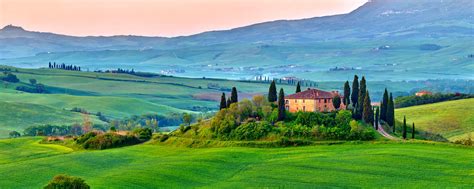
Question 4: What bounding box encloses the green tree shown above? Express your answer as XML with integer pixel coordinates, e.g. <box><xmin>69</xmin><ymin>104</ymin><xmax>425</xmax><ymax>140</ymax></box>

<box><xmin>183</xmin><ymin>113</ymin><xmax>192</xmax><ymax>126</ymax></box>
<box><xmin>220</xmin><ymin>93</ymin><xmax>227</xmax><ymax>110</ymax></box>
<box><xmin>226</xmin><ymin>97</ymin><xmax>232</xmax><ymax>108</ymax></box>
<box><xmin>343</xmin><ymin>81</ymin><xmax>351</xmax><ymax>107</ymax></box>
<box><xmin>268</xmin><ymin>80</ymin><xmax>277</xmax><ymax>102</ymax></box>
<box><xmin>351</xmin><ymin>75</ymin><xmax>359</xmax><ymax>106</ymax></box>
<box><xmin>412</xmin><ymin>123</ymin><xmax>415</xmax><ymax>139</ymax></box>
<box><xmin>43</xmin><ymin>174</ymin><xmax>90</xmax><ymax>189</ymax></box>
<box><xmin>9</xmin><ymin>131</ymin><xmax>20</xmax><ymax>138</ymax></box>
<box><xmin>231</xmin><ymin>87</ymin><xmax>238</xmax><ymax>104</ymax></box>
<box><xmin>296</xmin><ymin>82</ymin><xmax>301</xmax><ymax>93</ymax></box>
<box><xmin>403</xmin><ymin>116</ymin><xmax>407</xmax><ymax>139</ymax></box>
<box><xmin>380</xmin><ymin>88</ymin><xmax>389</xmax><ymax>121</ymax></box>
<box><xmin>277</xmin><ymin>88</ymin><xmax>286</xmax><ymax>121</ymax></box>
<box><xmin>362</xmin><ymin>91</ymin><xmax>373</xmax><ymax>125</ymax></box>
<box><xmin>29</xmin><ymin>78</ymin><xmax>37</xmax><ymax>85</ymax></box>
<box><xmin>387</xmin><ymin>93</ymin><xmax>395</xmax><ymax>130</ymax></box>
<box><xmin>332</xmin><ymin>95</ymin><xmax>341</xmax><ymax>110</ymax></box>
<box><xmin>375</xmin><ymin>106</ymin><xmax>379</xmax><ymax>130</ymax></box>
<box><xmin>356</xmin><ymin>76</ymin><xmax>367</xmax><ymax>120</ymax></box>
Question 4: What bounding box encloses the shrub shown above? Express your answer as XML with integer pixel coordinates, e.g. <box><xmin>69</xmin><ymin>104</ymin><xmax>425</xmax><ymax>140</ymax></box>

<box><xmin>159</xmin><ymin>134</ymin><xmax>170</xmax><ymax>142</ymax></box>
<box><xmin>80</xmin><ymin>133</ymin><xmax>140</xmax><ymax>150</ymax></box>
<box><xmin>43</xmin><ymin>174</ymin><xmax>90</xmax><ymax>189</ymax></box>
<box><xmin>232</xmin><ymin>121</ymin><xmax>273</xmax><ymax>140</ymax></box>
<box><xmin>9</xmin><ymin>131</ymin><xmax>21</xmax><ymax>138</ymax></box>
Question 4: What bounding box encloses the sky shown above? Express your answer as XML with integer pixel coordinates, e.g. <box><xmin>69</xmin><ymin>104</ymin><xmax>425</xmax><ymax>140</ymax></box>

<box><xmin>0</xmin><ymin>0</ymin><xmax>367</xmax><ymax>37</ymax></box>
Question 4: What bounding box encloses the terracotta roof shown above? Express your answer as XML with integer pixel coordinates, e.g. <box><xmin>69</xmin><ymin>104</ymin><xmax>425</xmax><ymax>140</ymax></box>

<box><xmin>285</xmin><ymin>88</ymin><xmax>339</xmax><ymax>99</ymax></box>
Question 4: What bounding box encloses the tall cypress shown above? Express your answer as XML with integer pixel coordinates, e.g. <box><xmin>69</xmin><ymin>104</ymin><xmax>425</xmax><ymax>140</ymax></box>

<box><xmin>268</xmin><ymin>80</ymin><xmax>277</xmax><ymax>102</ymax></box>
<box><xmin>226</xmin><ymin>97</ymin><xmax>232</xmax><ymax>108</ymax></box>
<box><xmin>412</xmin><ymin>123</ymin><xmax>415</xmax><ymax>139</ymax></box>
<box><xmin>296</xmin><ymin>82</ymin><xmax>301</xmax><ymax>93</ymax></box>
<box><xmin>277</xmin><ymin>88</ymin><xmax>286</xmax><ymax>121</ymax></box>
<box><xmin>362</xmin><ymin>91</ymin><xmax>373</xmax><ymax>125</ymax></box>
<box><xmin>375</xmin><ymin>106</ymin><xmax>380</xmax><ymax>130</ymax></box>
<box><xmin>380</xmin><ymin>88</ymin><xmax>389</xmax><ymax>121</ymax></box>
<box><xmin>356</xmin><ymin>77</ymin><xmax>367</xmax><ymax>120</ymax></box>
<box><xmin>387</xmin><ymin>93</ymin><xmax>395</xmax><ymax>130</ymax></box>
<box><xmin>343</xmin><ymin>81</ymin><xmax>351</xmax><ymax>107</ymax></box>
<box><xmin>219</xmin><ymin>93</ymin><xmax>226</xmax><ymax>110</ymax></box>
<box><xmin>351</xmin><ymin>75</ymin><xmax>359</xmax><ymax>106</ymax></box>
<box><xmin>403</xmin><ymin>116</ymin><xmax>407</xmax><ymax>139</ymax></box>
<box><xmin>231</xmin><ymin>87</ymin><xmax>238</xmax><ymax>103</ymax></box>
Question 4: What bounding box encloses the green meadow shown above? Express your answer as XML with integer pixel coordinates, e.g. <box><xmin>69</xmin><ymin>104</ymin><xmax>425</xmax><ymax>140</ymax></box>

<box><xmin>0</xmin><ymin>137</ymin><xmax>472</xmax><ymax>188</ymax></box>
<box><xmin>0</xmin><ymin>66</ymin><xmax>441</xmax><ymax>138</ymax></box>
<box><xmin>395</xmin><ymin>98</ymin><xmax>474</xmax><ymax>141</ymax></box>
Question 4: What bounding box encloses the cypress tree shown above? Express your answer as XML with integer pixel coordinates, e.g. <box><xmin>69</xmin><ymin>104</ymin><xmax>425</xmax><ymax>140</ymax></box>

<box><xmin>412</xmin><ymin>123</ymin><xmax>415</xmax><ymax>139</ymax></box>
<box><xmin>296</xmin><ymin>82</ymin><xmax>301</xmax><ymax>93</ymax></box>
<box><xmin>277</xmin><ymin>88</ymin><xmax>286</xmax><ymax>121</ymax></box>
<box><xmin>343</xmin><ymin>81</ymin><xmax>351</xmax><ymax>107</ymax></box>
<box><xmin>332</xmin><ymin>95</ymin><xmax>341</xmax><ymax>110</ymax></box>
<box><xmin>219</xmin><ymin>93</ymin><xmax>226</xmax><ymax>110</ymax></box>
<box><xmin>380</xmin><ymin>88</ymin><xmax>389</xmax><ymax>121</ymax></box>
<box><xmin>362</xmin><ymin>91</ymin><xmax>373</xmax><ymax>125</ymax></box>
<box><xmin>351</xmin><ymin>75</ymin><xmax>359</xmax><ymax>106</ymax></box>
<box><xmin>268</xmin><ymin>80</ymin><xmax>277</xmax><ymax>102</ymax></box>
<box><xmin>387</xmin><ymin>93</ymin><xmax>395</xmax><ymax>130</ymax></box>
<box><xmin>403</xmin><ymin>116</ymin><xmax>407</xmax><ymax>139</ymax></box>
<box><xmin>226</xmin><ymin>97</ymin><xmax>232</xmax><ymax>108</ymax></box>
<box><xmin>231</xmin><ymin>87</ymin><xmax>238</xmax><ymax>103</ymax></box>
<box><xmin>356</xmin><ymin>77</ymin><xmax>367</xmax><ymax>120</ymax></box>
<box><xmin>375</xmin><ymin>106</ymin><xmax>380</xmax><ymax>130</ymax></box>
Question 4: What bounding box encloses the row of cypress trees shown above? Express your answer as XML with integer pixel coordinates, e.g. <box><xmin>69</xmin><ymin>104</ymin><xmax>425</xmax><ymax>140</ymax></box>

<box><xmin>380</xmin><ymin>89</ymin><xmax>395</xmax><ymax>130</ymax></box>
<box><xmin>341</xmin><ymin>75</ymin><xmax>374</xmax><ymax>125</ymax></box>
<box><xmin>219</xmin><ymin>87</ymin><xmax>238</xmax><ymax>110</ymax></box>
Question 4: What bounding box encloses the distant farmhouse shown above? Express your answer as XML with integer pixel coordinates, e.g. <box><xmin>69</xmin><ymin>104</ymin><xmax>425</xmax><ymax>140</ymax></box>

<box><xmin>285</xmin><ymin>88</ymin><xmax>345</xmax><ymax>112</ymax></box>
<box><xmin>415</xmin><ymin>90</ymin><xmax>432</xmax><ymax>97</ymax></box>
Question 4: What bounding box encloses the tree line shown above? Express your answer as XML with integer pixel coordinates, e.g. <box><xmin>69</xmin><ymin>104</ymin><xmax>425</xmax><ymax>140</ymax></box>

<box><xmin>48</xmin><ymin>62</ymin><xmax>81</xmax><ymax>71</ymax></box>
<box><xmin>395</xmin><ymin>93</ymin><xmax>473</xmax><ymax>108</ymax></box>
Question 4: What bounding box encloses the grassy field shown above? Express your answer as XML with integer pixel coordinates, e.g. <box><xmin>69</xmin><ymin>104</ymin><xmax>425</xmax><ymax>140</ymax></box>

<box><xmin>395</xmin><ymin>99</ymin><xmax>474</xmax><ymax>141</ymax></box>
<box><xmin>0</xmin><ymin>137</ymin><xmax>472</xmax><ymax>188</ymax></box>
<box><xmin>1</xmin><ymin>66</ymin><xmax>443</xmax><ymax>138</ymax></box>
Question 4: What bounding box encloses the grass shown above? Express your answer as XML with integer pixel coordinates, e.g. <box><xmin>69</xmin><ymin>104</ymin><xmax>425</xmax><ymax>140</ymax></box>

<box><xmin>395</xmin><ymin>98</ymin><xmax>474</xmax><ymax>141</ymax></box>
<box><xmin>0</xmin><ymin>137</ymin><xmax>472</xmax><ymax>188</ymax></box>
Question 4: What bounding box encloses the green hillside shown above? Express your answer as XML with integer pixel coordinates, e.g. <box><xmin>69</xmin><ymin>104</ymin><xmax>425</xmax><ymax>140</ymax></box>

<box><xmin>0</xmin><ymin>138</ymin><xmax>472</xmax><ymax>188</ymax></box>
<box><xmin>395</xmin><ymin>99</ymin><xmax>474</xmax><ymax>141</ymax></box>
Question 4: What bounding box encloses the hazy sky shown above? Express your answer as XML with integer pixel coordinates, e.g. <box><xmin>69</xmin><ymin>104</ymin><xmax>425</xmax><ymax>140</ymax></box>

<box><xmin>0</xmin><ymin>0</ymin><xmax>367</xmax><ymax>37</ymax></box>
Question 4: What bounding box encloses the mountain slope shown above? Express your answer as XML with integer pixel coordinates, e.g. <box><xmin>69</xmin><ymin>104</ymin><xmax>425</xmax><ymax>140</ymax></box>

<box><xmin>0</xmin><ymin>0</ymin><xmax>473</xmax><ymax>81</ymax></box>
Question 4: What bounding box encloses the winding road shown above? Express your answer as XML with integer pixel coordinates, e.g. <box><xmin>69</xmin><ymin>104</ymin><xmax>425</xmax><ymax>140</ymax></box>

<box><xmin>375</xmin><ymin>122</ymin><xmax>398</xmax><ymax>140</ymax></box>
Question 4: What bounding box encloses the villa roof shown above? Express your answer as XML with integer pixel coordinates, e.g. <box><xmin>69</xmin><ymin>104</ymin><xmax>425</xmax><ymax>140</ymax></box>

<box><xmin>285</xmin><ymin>88</ymin><xmax>338</xmax><ymax>99</ymax></box>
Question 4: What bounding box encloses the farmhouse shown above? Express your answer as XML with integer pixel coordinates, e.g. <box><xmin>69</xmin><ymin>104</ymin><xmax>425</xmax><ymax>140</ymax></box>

<box><xmin>285</xmin><ymin>88</ymin><xmax>345</xmax><ymax>112</ymax></box>
<box><xmin>415</xmin><ymin>90</ymin><xmax>432</xmax><ymax>96</ymax></box>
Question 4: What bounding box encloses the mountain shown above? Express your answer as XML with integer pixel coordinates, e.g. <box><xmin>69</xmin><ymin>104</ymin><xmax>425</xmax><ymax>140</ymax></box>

<box><xmin>0</xmin><ymin>0</ymin><xmax>473</xmax><ymax>81</ymax></box>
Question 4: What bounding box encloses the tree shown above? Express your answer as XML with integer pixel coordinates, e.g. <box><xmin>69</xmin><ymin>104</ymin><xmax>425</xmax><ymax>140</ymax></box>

<box><xmin>386</xmin><ymin>93</ymin><xmax>395</xmax><ymax>130</ymax></box>
<box><xmin>183</xmin><ymin>113</ymin><xmax>192</xmax><ymax>126</ymax></box>
<box><xmin>296</xmin><ymin>82</ymin><xmax>301</xmax><ymax>93</ymax></box>
<box><xmin>402</xmin><ymin>116</ymin><xmax>407</xmax><ymax>139</ymax></box>
<box><xmin>29</xmin><ymin>78</ymin><xmax>37</xmax><ymax>85</ymax></box>
<box><xmin>231</xmin><ymin>87</ymin><xmax>238</xmax><ymax>104</ymax></box>
<box><xmin>219</xmin><ymin>93</ymin><xmax>227</xmax><ymax>110</ymax></box>
<box><xmin>268</xmin><ymin>80</ymin><xmax>277</xmax><ymax>102</ymax></box>
<box><xmin>362</xmin><ymin>91</ymin><xmax>373</xmax><ymax>125</ymax></box>
<box><xmin>9</xmin><ymin>131</ymin><xmax>20</xmax><ymax>138</ymax></box>
<box><xmin>226</xmin><ymin>97</ymin><xmax>232</xmax><ymax>108</ymax></box>
<box><xmin>277</xmin><ymin>88</ymin><xmax>286</xmax><ymax>121</ymax></box>
<box><xmin>412</xmin><ymin>123</ymin><xmax>415</xmax><ymax>139</ymax></box>
<box><xmin>351</xmin><ymin>75</ymin><xmax>359</xmax><ymax>106</ymax></box>
<box><xmin>375</xmin><ymin>106</ymin><xmax>380</xmax><ymax>130</ymax></box>
<box><xmin>332</xmin><ymin>95</ymin><xmax>341</xmax><ymax>110</ymax></box>
<box><xmin>343</xmin><ymin>81</ymin><xmax>351</xmax><ymax>107</ymax></box>
<box><xmin>380</xmin><ymin>88</ymin><xmax>389</xmax><ymax>121</ymax></box>
<box><xmin>43</xmin><ymin>174</ymin><xmax>90</xmax><ymax>189</ymax></box>
<box><xmin>356</xmin><ymin>76</ymin><xmax>367</xmax><ymax>120</ymax></box>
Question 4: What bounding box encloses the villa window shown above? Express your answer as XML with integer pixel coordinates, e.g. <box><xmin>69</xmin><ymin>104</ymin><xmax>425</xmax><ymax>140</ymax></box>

<box><xmin>285</xmin><ymin>100</ymin><xmax>289</xmax><ymax>104</ymax></box>
<box><xmin>303</xmin><ymin>99</ymin><xmax>305</xmax><ymax>103</ymax></box>
<box><xmin>324</xmin><ymin>99</ymin><xmax>327</xmax><ymax>103</ymax></box>
<box><xmin>303</xmin><ymin>106</ymin><xmax>306</xmax><ymax>112</ymax></box>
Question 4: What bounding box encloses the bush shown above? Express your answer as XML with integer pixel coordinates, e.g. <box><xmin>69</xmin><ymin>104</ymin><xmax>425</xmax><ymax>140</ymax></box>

<box><xmin>43</xmin><ymin>174</ymin><xmax>90</xmax><ymax>189</ymax></box>
<box><xmin>1</xmin><ymin>73</ymin><xmax>19</xmax><ymax>83</ymax></box>
<box><xmin>159</xmin><ymin>134</ymin><xmax>170</xmax><ymax>142</ymax></box>
<box><xmin>232</xmin><ymin>121</ymin><xmax>273</xmax><ymax>140</ymax></box>
<box><xmin>80</xmin><ymin>133</ymin><xmax>140</xmax><ymax>150</ymax></box>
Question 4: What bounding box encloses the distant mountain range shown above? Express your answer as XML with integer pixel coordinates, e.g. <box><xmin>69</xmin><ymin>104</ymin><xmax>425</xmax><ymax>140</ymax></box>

<box><xmin>1</xmin><ymin>0</ymin><xmax>473</xmax><ymax>81</ymax></box>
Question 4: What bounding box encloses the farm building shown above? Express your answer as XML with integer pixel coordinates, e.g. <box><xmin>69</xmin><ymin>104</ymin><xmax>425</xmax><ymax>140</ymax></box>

<box><xmin>285</xmin><ymin>88</ymin><xmax>345</xmax><ymax>112</ymax></box>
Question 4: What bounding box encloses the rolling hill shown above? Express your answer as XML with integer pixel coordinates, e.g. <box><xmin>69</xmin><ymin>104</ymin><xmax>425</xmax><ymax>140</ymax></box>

<box><xmin>395</xmin><ymin>98</ymin><xmax>474</xmax><ymax>141</ymax></box>
<box><xmin>0</xmin><ymin>0</ymin><xmax>473</xmax><ymax>81</ymax></box>
<box><xmin>0</xmin><ymin>137</ymin><xmax>472</xmax><ymax>188</ymax></box>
